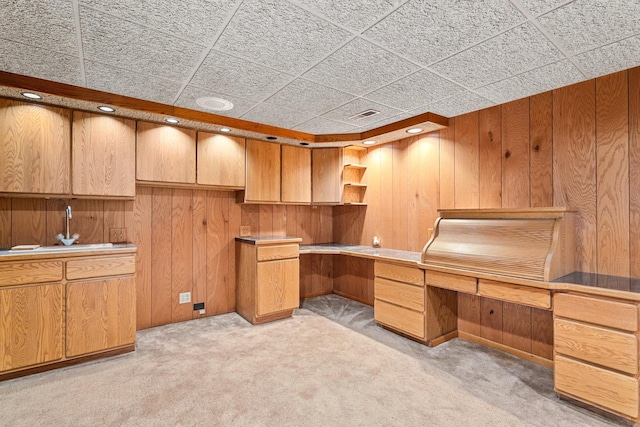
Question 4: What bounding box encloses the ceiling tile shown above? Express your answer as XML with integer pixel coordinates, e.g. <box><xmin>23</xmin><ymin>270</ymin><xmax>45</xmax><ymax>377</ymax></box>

<box><xmin>85</xmin><ymin>61</ymin><xmax>182</xmax><ymax>105</ymax></box>
<box><xmin>517</xmin><ymin>0</ymin><xmax>569</xmax><ymax>16</ymax></box>
<box><xmin>303</xmin><ymin>38</ymin><xmax>419</xmax><ymax>96</ymax></box>
<box><xmin>537</xmin><ymin>0</ymin><xmax>640</xmax><ymax>55</ymax></box>
<box><xmin>575</xmin><ymin>35</ymin><xmax>640</xmax><ymax>78</ymax></box>
<box><xmin>290</xmin><ymin>0</ymin><xmax>405</xmax><ymax>32</ymax></box>
<box><xmin>80</xmin><ymin>0</ymin><xmax>238</xmax><ymax>43</ymax></box>
<box><xmin>364</xmin><ymin>69</ymin><xmax>465</xmax><ymax>111</ymax></box>
<box><xmin>475</xmin><ymin>59</ymin><xmax>583</xmax><ymax>104</ymax></box>
<box><xmin>79</xmin><ymin>7</ymin><xmax>205</xmax><ymax>82</ymax></box>
<box><xmin>427</xmin><ymin>91</ymin><xmax>495</xmax><ymax>118</ymax></box>
<box><xmin>364</xmin><ymin>0</ymin><xmax>526</xmax><ymax>66</ymax></box>
<box><xmin>321</xmin><ymin>97</ymin><xmax>404</xmax><ymax>127</ymax></box>
<box><xmin>0</xmin><ymin>0</ymin><xmax>78</xmax><ymax>56</ymax></box>
<box><xmin>190</xmin><ymin>50</ymin><xmax>293</xmax><ymax>102</ymax></box>
<box><xmin>294</xmin><ymin>117</ymin><xmax>361</xmax><ymax>134</ymax></box>
<box><xmin>365</xmin><ymin>111</ymin><xmax>415</xmax><ymax>129</ymax></box>
<box><xmin>175</xmin><ymin>85</ymin><xmax>257</xmax><ymax>118</ymax></box>
<box><xmin>264</xmin><ymin>79</ymin><xmax>356</xmax><ymax>115</ymax></box>
<box><xmin>214</xmin><ymin>0</ymin><xmax>351</xmax><ymax>74</ymax></box>
<box><xmin>240</xmin><ymin>103</ymin><xmax>316</xmax><ymax>129</ymax></box>
<box><xmin>430</xmin><ymin>23</ymin><xmax>563</xmax><ymax>89</ymax></box>
<box><xmin>0</xmin><ymin>39</ymin><xmax>82</xmax><ymax>86</ymax></box>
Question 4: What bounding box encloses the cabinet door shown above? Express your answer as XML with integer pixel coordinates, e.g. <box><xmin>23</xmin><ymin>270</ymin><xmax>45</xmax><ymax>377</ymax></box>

<box><xmin>0</xmin><ymin>98</ymin><xmax>70</xmax><ymax>194</ymax></box>
<box><xmin>197</xmin><ymin>132</ymin><xmax>245</xmax><ymax>188</ymax></box>
<box><xmin>256</xmin><ymin>259</ymin><xmax>299</xmax><ymax>316</ymax></box>
<box><xmin>281</xmin><ymin>145</ymin><xmax>311</xmax><ymax>203</ymax></box>
<box><xmin>245</xmin><ymin>139</ymin><xmax>281</xmax><ymax>203</ymax></box>
<box><xmin>312</xmin><ymin>148</ymin><xmax>341</xmax><ymax>204</ymax></box>
<box><xmin>72</xmin><ymin>111</ymin><xmax>136</xmax><ymax>197</ymax></box>
<box><xmin>66</xmin><ymin>277</ymin><xmax>136</xmax><ymax>358</ymax></box>
<box><xmin>136</xmin><ymin>121</ymin><xmax>196</xmax><ymax>184</ymax></box>
<box><xmin>0</xmin><ymin>284</ymin><xmax>63</xmax><ymax>371</ymax></box>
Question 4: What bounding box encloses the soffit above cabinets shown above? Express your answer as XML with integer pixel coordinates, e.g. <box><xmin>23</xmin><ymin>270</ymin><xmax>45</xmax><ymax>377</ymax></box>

<box><xmin>1</xmin><ymin>0</ymin><xmax>639</xmax><ymax>139</ymax></box>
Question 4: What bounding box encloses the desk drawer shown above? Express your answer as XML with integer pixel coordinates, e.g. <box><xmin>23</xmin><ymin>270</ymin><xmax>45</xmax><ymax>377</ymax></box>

<box><xmin>0</xmin><ymin>261</ymin><xmax>63</xmax><ymax>286</ymax></box>
<box><xmin>374</xmin><ymin>262</ymin><xmax>424</xmax><ymax>286</ymax></box>
<box><xmin>257</xmin><ymin>244</ymin><xmax>298</xmax><ymax>261</ymax></box>
<box><xmin>555</xmin><ymin>355</ymin><xmax>639</xmax><ymax>418</ymax></box>
<box><xmin>425</xmin><ymin>271</ymin><xmax>477</xmax><ymax>294</ymax></box>
<box><xmin>554</xmin><ymin>293</ymin><xmax>638</xmax><ymax>332</ymax></box>
<box><xmin>478</xmin><ymin>280</ymin><xmax>550</xmax><ymax>309</ymax></box>
<box><xmin>375</xmin><ymin>277</ymin><xmax>424</xmax><ymax>311</ymax></box>
<box><xmin>66</xmin><ymin>256</ymin><xmax>135</xmax><ymax>280</ymax></box>
<box><xmin>374</xmin><ymin>299</ymin><xmax>424</xmax><ymax>339</ymax></box>
<box><xmin>554</xmin><ymin>318</ymin><xmax>638</xmax><ymax>374</ymax></box>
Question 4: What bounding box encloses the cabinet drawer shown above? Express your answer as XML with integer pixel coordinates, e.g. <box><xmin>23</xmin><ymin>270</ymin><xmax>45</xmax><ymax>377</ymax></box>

<box><xmin>425</xmin><ymin>271</ymin><xmax>477</xmax><ymax>294</ymax></box>
<box><xmin>66</xmin><ymin>256</ymin><xmax>135</xmax><ymax>280</ymax></box>
<box><xmin>555</xmin><ymin>355</ymin><xmax>639</xmax><ymax>418</ymax></box>
<box><xmin>374</xmin><ymin>262</ymin><xmax>424</xmax><ymax>286</ymax></box>
<box><xmin>257</xmin><ymin>244</ymin><xmax>298</xmax><ymax>261</ymax></box>
<box><xmin>554</xmin><ymin>293</ymin><xmax>638</xmax><ymax>332</ymax></box>
<box><xmin>554</xmin><ymin>318</ymin><xmax>638</xmax><ymax>374</ymax></box>
<box><xmin>0</xmin><ymin>261</ymin><xmax>63</xmax><ymax>286</ymax></box>
<box><xmin>478</xmin><ymin>280</ymin><xmax>550</xmax><ymax>309</ymax></box>
<box><xmin>374</xmin><ymin>299</ymin><xmax>424</xmax><ymax>339</ymax></box>
<box><xmin>375</xmin><ymin>277</ymin><xmax>424</xmax><ymax>311</ymax></box>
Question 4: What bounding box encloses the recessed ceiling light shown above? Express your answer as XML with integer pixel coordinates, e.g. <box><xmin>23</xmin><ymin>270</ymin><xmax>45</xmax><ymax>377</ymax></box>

<box><xmin>21</xmin><ymin>92</ymin><xmax>42</xmax><ymax>99</ymax></box>
<box><xmin>266</xmin><ymin>136</ymin><xmax>277</xmax><ymax>141</ymax></box>
<box><xmin>220</xmin><ymin>127</ymin><xmax>231</xmax><ymax>133</ymax></box>
<box><xmin>363</xmin><ymin>140</ymin><xmax>376</xmax><ymax>146</ymax></box>
<box><xmin>196</xmin><ymin>96</ymin><xmax>234</xmax><ymax>111</ymax></box>
<box><xmin>98</xmin><ymin>106</ymin><xmax>115</xmax><ymax>113</ymax></box>
<box><xmin>406</xmin><ymin>127</ymin><xmax>423</xmax><ymax>134</ymax></box>
<box><xmin>165</xmin><ymin>118</ymin><xmax>179</xmax><ymax>124</ymax></box>
<box><xmin>300</xmin><ymin>142</ymin><xmax>309</xmax><ymax>146</ymax></box>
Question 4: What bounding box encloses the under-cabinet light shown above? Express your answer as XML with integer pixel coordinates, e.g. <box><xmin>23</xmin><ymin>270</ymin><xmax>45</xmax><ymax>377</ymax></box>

<box><xmin>406</xmin><ymin>127</ymin><xmax>423</xmax><ymax>134</ymax></box>
<box><xmin>98</xmin><ymin>106</ymin><xmax>115</xmax><ymax>113</ymax></box>
<box><xmin>363</xmin><ymin>140</ymin><xmax>376</xmax><ymax>145</ymax></box>
<box><xmin>220</xmin><ymin>127</ymin><xmax>231</xmax><ymax>132</ymax></box>
<box><xmin>21</xmin><ymin>92</ymin><xmax>42</xmax><ymax>99</ymax></box>
<box><xmin>165</xmin><ymin>118</ymin><xmax>179</xmax><ymax>124</ymax></box>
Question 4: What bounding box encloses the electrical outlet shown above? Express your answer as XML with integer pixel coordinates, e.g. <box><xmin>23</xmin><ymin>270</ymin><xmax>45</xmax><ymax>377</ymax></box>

<box><xmin>109</xmin><ymin>228</ymin><xmax>127</xmax><ymax>243</ymax></box>
<box><xmin>239</xmin><ymin>225</ymin><xmax>251</xmax><ymax>237</ymax></box>
<box><xmin>179</xmin><ymin>292</ymin><xmax>191</xmax><ymax>304</ymax></box>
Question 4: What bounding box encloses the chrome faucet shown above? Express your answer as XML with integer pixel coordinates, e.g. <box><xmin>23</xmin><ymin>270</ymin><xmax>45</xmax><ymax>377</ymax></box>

<box><xmin>56</xmin><ymin>205</ymin><xmax>80</xmax><ymax>246</ymax></box>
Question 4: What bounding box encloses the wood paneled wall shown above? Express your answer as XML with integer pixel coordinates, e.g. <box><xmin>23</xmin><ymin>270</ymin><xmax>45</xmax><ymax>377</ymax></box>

<box><xmin>334</xmin><ymin>67</ymin><xmax>640</xmax><ymax>279</ymax></box>
<box><xmin>0</xmin><ymin>190</ymin><xmax>333</xmax><ymax>330</ymax></box>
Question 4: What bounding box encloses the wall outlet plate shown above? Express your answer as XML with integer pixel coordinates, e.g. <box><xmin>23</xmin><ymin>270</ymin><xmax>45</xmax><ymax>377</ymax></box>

<box><xmin>109</xmin><ymin>227</ymin><xmax>127</xmax><ymax>243</ymax></box>
<box><xmin>239</xmin><ymin>225</ymin><xmax>251</xmax><ymax>237</ymax></box>
<box><xmin>179</xmin><ymin>292</ymin><xmax>191</xmax><ymax>304</ymax></box>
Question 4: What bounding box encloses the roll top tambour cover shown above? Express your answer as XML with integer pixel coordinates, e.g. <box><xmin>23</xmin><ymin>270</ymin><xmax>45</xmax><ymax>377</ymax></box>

<box><xmin>421</xmin><ymin>208</ymin><xmax>575</xmax><ymax>282</ymax></box>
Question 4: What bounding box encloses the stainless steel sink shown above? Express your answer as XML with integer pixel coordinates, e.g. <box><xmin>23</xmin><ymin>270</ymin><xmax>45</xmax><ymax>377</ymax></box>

<box><xmin>10</xmin><ymin>243</ymin><xmax>114</xmax><ymax>253</ymax></box>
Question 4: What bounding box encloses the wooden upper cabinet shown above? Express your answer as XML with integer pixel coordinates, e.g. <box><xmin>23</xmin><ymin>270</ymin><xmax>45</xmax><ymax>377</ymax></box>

<box><xmin>72</xmin><ymin>111</ymin><xmax>136</xmax><ymax>198</ymax></box>
<box><xmin>197</xmin><ymin>132</ymin><xmax>245</xmax><ymax>188</ymax></box>
<box><xmin>245</xmin><ymin>139</ymin><xmax>281</xmax><ymax>203</ymax></box>
<box><xmin>0</xmin><ymin>98</ymin><xmax>70</xmax><ymax>195</ymax></box>
<box><xmin>281</xmin><ymin>145</ymin><xmax>311</xmax><ymax>204</ymax></box>
<box><xmin>312</xmin><ymin>148</ymin><xmax>342</xmax><ymax>204</ymax></box>
<box><xmin>136</xmin><ymin>121</ymin><xmax>196</xmax><ymax>184</ymax></box>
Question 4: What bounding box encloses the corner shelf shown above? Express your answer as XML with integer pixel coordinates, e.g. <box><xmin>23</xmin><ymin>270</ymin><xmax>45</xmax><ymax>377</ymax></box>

<box><xmin>341</xmin><ymin>147</ymin><xmax>368</xmax><ymax>205</ymax></box>
<box><xmin>344</xmin><ymin>163</ymin><xmax>367</xmax><ymax>170</ymax></box>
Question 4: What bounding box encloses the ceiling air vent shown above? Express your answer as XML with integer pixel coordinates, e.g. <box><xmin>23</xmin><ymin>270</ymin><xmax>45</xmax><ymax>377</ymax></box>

<box><xmin>348</xmin><ymin>109</ymin><xmax>380</xmax><ymax>120</ymax></box>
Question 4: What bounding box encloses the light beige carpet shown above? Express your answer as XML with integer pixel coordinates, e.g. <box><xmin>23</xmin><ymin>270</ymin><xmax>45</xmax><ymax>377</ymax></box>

<box><xmin>0</xmin><ymin>295</ymin><xmax>626</xmax><ymax>426</ymax></box>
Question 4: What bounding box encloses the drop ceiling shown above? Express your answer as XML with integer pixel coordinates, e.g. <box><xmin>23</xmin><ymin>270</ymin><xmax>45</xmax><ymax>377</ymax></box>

<box><xmin>1</xmin><ymin>0</ymin><xmax>640</xmax><ymax>135</ymax></box>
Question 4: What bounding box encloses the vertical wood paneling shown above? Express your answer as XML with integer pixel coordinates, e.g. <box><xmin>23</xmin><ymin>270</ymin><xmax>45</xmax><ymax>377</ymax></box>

<box><xmin>553</xmin><ymin>80</ymin><xmax>597</xmax><ymax>273</ymax></box>
<box><xmin>502</xmin><ymin>98</ymin><xmax>530</xmax><ymax>208</ymax></box>
<box><xmin>132</xmin><ymin>186</ymin><xmax>152</xmax><ymax>329</ymax></box>
<box><xmin>596</xmin><ymin>71</ymin><xmax>629</xmax><ymax>276</ymax></box>
<box><xmin>530</xmin><ymin>92</ymin><xmax>553</xmax><ymax>207</ymax></box>
<box><xmin>378</xmin><ymin>145</ymin><xmax>393</xmax><ymax>244</ymax></box>
<box><xmin>0</xmin><ymin>198</ymin><xmax>11</xmax><ymax>248</ymax></box>
<box><xmin>311</xmin><ymin>206</ymin><xmax>333</xmax><ymax>243</ymax></box>
<box><xmin>241</xmin><ymin>204</ymin><xmax>260</xmax><ymax>236</ymax></box>
<box><xmin>228</xmin><ymin>196</ymin><xmax>241</xmax><ymax>311</ymax></box>
<box><xmin>480</xmin><ymin>297</ymin><xmax>503</xmax><ymax>343</ymax></box>
<box><xmin>531</xmin><ymin>308</ymin><xmax>553</xmax><ymax>359</ymax></box>
<box><xmin>479</xmin><ymin>106</ymin><xmax>502</xmax><ymax>208</ymax></box>
<box><xmin>103</xmin><ymin>200</ymin><xmax>126</xmax><ymax>242</ymax></box>
<box><xmin>630</xmin><ymin>67</ymin><xmax>640</xmax><ymax>277</ymax></box>
<box><xmin>286</xmin><ymin>205</ymin><xmax>298</xmax><ymax>238</ymax></box>
<box><xmin>440</xmin><ymin>118</ymin><xmax>456</xmax><ymax>209</ymax></box>
<box><xmin>206</xmin><ymin>192</ymin><xmax>231</xmax><ymax>315</ymax></box>
<box><xmin>272</xmin><ymin>205</ymin><xmax>287</xmax><ymax>237</ymax></box>
<box><xmin>171</xmin><ymin>189</ymin><xmax>193</xmax><ymax>322</ymax></box>
<box><xmin>458</xmin><ymin>293</ymin><xmax>480</xmax><ymax>336</ymax></box>
<box><xmin>407</xmin><ymin>134</ymin><xmax>439</xmax><ymax>251</ymax></box>
<box><xmin>502</xmin><ymin>302</ymin><xmax>531</xmax><ymax>352</ymax></box>
<box><xmin>392</xmin><ymin>140</ymin><xmax>408</xmax><ymax>249</ymax></box>
<box><xmin>296</xmin><ymin>206</ymin><xmax>313</xmax><ymax>244</ymax></box>
<box><xmin>259</xmin><ymin>205</ymin><xmax>273</xmax><ymax>236</ymax></box>
<box><xmin>11</xmin><ymin>199</ymin><xmax>46</xmax><ymax>246</ymax></box>
<box><xmin>300</xmin><ymin>254</ymin><xmax>333</xmax><ymax>298</ymax></box>
<box><xmin>192</xmin><ymin>190</ymin><xmax>207</xmax><ymax>319</ymax></box>
<box><xmin>361</xmin><ymin>145</ymin><xmax>381</xmax><ymax>246</ymax></box>
<box><xmin>454</xmin><ymin>112</ymin><xmax>479</xmax><ymax>208</ymax></box>
<box><xmin>151</xmin><ymin>187</ymin><xmax>172</xmax><ymax>326</ymax></box>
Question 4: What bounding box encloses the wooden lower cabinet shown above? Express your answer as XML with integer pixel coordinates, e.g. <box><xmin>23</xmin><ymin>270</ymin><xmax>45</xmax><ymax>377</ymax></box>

<box><xmin>236</xmin><ymin>239</ymin><xmax>301</xmax><ymax>324</ymax></box>
<box><xmin>553</xmin><ymin>292</ymin><xmax>640</xmax><ymax>421</ymax></box>
<box><xmin>66</xmin><ymin>277</ymin><xmax>136</xmax><ymax>358</ymax></box>
<box><xmin>0</xmin><ymin>283</ymin><xmax>63</xmax><ymax>371</ymax></box>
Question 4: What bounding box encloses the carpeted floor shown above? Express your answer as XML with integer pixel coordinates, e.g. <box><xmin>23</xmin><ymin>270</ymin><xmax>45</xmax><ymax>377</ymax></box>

<box><xmin>0</xmin><ymin>294</ymin><xmax>628</xmax><ymax>426</ymax></box>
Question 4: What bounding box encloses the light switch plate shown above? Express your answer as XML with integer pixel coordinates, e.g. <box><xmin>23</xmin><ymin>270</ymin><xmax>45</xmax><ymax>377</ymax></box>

<box><xmin>239</xmin><ymin>225</ymin><xmax>251</xmax><ymax>237</ymax></box>
<box><xmin>179</xmin><ymin>292</ymin><xmax>191</xmax><ymax>304</ymax></box>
